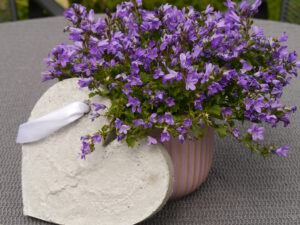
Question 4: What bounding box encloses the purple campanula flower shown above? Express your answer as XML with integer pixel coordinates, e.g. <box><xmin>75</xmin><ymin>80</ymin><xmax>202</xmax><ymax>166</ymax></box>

<box><xmin>184</xmin><ymin>119</ymin><xmax>192</xmax><ymax>127</ymax></box>
<box><xmin>205</xmin><ymin>63</ymin><xmax>214</xmax><ymax>75</ymax></box>
<box><xmin>136</xmin><ymin>0</ymin><xmax>142</xmax><ymax>7</ymax></box>
<box><xmin>205</xmin><ymin>4</ymin><xmax>214</xmax><ymax>14</ymax></box>
<box><xmin>253</xmin><ymin>97</ymin><xmax>265</xmax><ymax>113</ymax></box>
<box><xmin>224</xmin><ymin>0</ymin><xmax>236</xmax><ymax>10</ymax></box>
<box><xmin>157</xmin><ymin>115</ymin><xmax>165</xmax><ymax>123</ymax></box>
<box><xmin>90</xmin><ymin>112</ymin><xmax>100</xmax><ymax>122</ymax></box>
<box><xmin>133</xmin><ymin>119</ymin><xmax>144</xmax><ymax>127</ymax></box>
<box><xmin>240</xmin><ymin>60</ymin><xmax>253</xmax><ymax>73</ymax></box>
<box><xmin>176</xmin><ymin>72</ymin><xmax>183</xmax><ymax>81</ymax></box>
<box><xmin>141</xmin><ymin>12</ymin><xmax>162</xmax><ymax>32</ymax></box>
<box><xmin>123</xmin><ymin>83</ymin><xmax>133</xmax><ymax>95</ymax></box>
<box><xmin>64</xmin><ymin>7</ymin><xmax>77</xmax><ymax>24</ymax></box>
<box><xmin>147</xmin><ymin>136</ymin><xmax>157</xmax><ymax>146</ymax></box>
<box><xmin>143</xmin><ymin>122</ymin><xmax>153</xmax><ymax>128</ymax></box>
<box><xmin>91</xmin><ymin>134</ymin><xmax>102</xmax><ymax>143</ymax></box>
<box><xmin>221</xmin><ymin>107</ymin><xmax>232</xmax><ymax>117</ymax></box>
<box><xmin>78</xmin><ymin>77</ymin><xmax>93</xmax><ymax>88</ymax></box>
<box><xmin>274</xmin><ymin>146</ymin><xmax>290</xmax><ymax>157</ymax></box>
<box><xmin>208</xmin><ymin>82</ymin><xmax>222</xmax><ymax>96</ymax></box>
<box><xmin>192</xmin><ymin>45</ymin><xmax>202</xmax><ymax>59</ymax></box>
<box><xmin>165</xmin><ymin>97</ymin><xmax>175</xmax><ymax>107</ymax></box>
<box><xmin>265</xmin><ymin>114</ymin><xmax>277</xmax><ymax>125</ymax></box>
<box><xmin>80</xmin><ymin>135</ymin><xmax>89</xmax><ymax>141</ymax></box>
<box><xmin>116</xmin><ymin>73</ymin><xmax>127</xmax><ymax>81</ymax></box>
<box><xmin>194</xmin><ymin>93</ymin><xmax>206</xmax><ymax>110</ymax></box>
<box><xmin>295</xmin><ymin>61</ymin><xmax>300</xmax><ymax>68</ymax></box>
<box><xmin>154</xmin><ymin>91</ymin><xmax>165</xmax><ymax>102</ymax></box>
<box><xmin>119</xmin><ymin>124</ymin><xmax>131</xmax><ymax>134</ymax></box>
<box><xmin>164</xmin><ymin>112</ymin><xmax>174</xmax><ymax>125</ymax></box>
<box><xmin>227</xmin><ymin>10</ymin><xmax>240</xmax><ymax>23</ymax></box>
<box><xmin>97</xmin><ymin>39</ymin><xmax>109</xmax><ymax>47</ymax></box>
<box><xmin>252</xmin><ymin>26</ymin><xmax>264</xmax><ymax>37</ymax></box>
<box><xmin>291</xmin><ymin>106</ymin><xmax>297</xmax><ymax>112</ymax></box>
<box><xmin>280</xmin><ymin>114</ymin><xmax>290</xmax><ymax>127</ymax></box>
<box><xmin>158</xmin><ymin>115</ymin><xmax>165</xmax><ymax>124</ymax></box>
<box><xmin>149</xmin><ymin>113</ymin><xmax>157</xmax><ymax>123</ymax></box>
<box><xmin>126</xmin><ymin>95</ymin><xmax>141</xmax><ymax>113</ymax></box>
<box><xmin>92</xmin><ymin>103</ymin><xmax>106</xmax><ymax>111</ymax></box>
<box><xmin>87</xmin><ymin>9</ymin><xmax>95</xmax><ymax>23</ymax></box>
<box><xmin>109</xmin><ymin>83</ymin><xmax>117</xmax><ymax>90</ymax></box>
<box><xmin>202</xmin><ymin>63</ymin><xmax>214</xmax><ymax>84</ymax></box>
<box><xmin>288</xmin><ymin>51</ymin><xmax>298</xmax><ymax>63</ymax></box>
<box><xmin>130</xmin><ymin>61</ymin><xmax>142</xmax><ymax>75</ymax></box>
<box><xmin>153</xmin><ymin>69</ymin><xmax>164</xmax><ymax>79</ymax></box>
<box><xmin>260</xmin><ymin>84</ymin><xmax>269</xmax><ymax>92</ymax></box>
<box><xmin>178</xmin><ymin>134</ymin><xmax>185</xmax><ymax>143</ymax></box>
<box><xmin>177</xmin><ymin>126</ymin><xmax>187</xmax><ymax>134</ymax></box>
<box><xmin>117</xmin><ymin>134</ymin><xmax>125</xmax><ymax>141</ymax></box>
<box><xmin>232</xmin><ymin>128</ymin><xmax>239</xmax><ymax>137</ymax></box>
<box><xmin>79</xmin><ymin>139</ymin><xmax>91</xmax><ymax>160</ymax></box>
<box><xmin>145</xmin><ymin>85</ymin><xmax>152</xmax><ymax>96</ymax></box>
<box><xmin>161</xmin><ymin>130</ymin><xmax>170</xmax><ymax>142</ymax></box>
<box><xmin>127</xmin><ymin>75</ymin><xmax>143</xmax><ymax>86</ymax></box>
<box><xmin>278</xmin><ymin>32</ymin><xmax>288</xmax><ymax>42</ymax></box>
<box><xmin>244</xmin><ymin>98</ymin><xmax>253</xmax><ymax>111</ymax></box>
<box><xmin>164</xmin><ymin>68</ymin><xmax>178</xmax><ymax>82</ymax></box>
<box><xmin>180</xmin><ymin>53</ymin><xmax>187</xmax><ymax>69</ymax></box>
<box><xmin>115</xmin><ymin>118</ymin><xmax>123</xmax><ymax>129</ymax></box>
<box><xmin>41</xmin><ymin>71</ymin><xmax>53</xmax><ymax>82</ymax></box>
<box><xmin>248</xmin><ymin>123</ymin><xmax>264</xmax><ymax>140</ymax></box>
<box><xmin>180</xmin><ymin>53</ymin><xmax>192</xmax><ymax>70</ymax></box>
<box><xmin>92</xmin><ymin>17</ymin><xmax>106</xmax><ymax>34</ymax></box>
<box><xmin>73</xmin><ymin>3</ymin><xmax>86</xmax><ymax>15</ymax></box>
<box><xmin>239</xmin><ymin>0</ymin><xmax>250</xmax><ymax>12</ymax></box>
<box><xmin>186</xmin><ymin>74</ymin><xmax>198</xmax><ymax>90</ymax></box>
<box><xmin>250</xmin><ymin>0</ymin><xmax>262</xmax><ymax>13</ymax></box>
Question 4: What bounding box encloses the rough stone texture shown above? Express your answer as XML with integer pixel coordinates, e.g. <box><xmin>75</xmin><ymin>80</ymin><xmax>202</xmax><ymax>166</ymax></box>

<box><xmin>22</xmin><ymin>78</ymin><xmax>174</xmax><ymax>225</ymax></box>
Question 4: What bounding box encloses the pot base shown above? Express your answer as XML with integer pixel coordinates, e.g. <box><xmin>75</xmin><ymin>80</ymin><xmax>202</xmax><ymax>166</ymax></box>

<box><xmin>154</xmin><ymin>127</ymin><xmax>215</xmax><ymax>200</ymax></box>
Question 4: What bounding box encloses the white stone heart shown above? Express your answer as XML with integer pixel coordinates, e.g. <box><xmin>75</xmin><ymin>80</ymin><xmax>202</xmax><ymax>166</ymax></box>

<box><xmin>22</xmin><ymin>78</ymin><xmax>174</xmax><ymax>225</ymax></box>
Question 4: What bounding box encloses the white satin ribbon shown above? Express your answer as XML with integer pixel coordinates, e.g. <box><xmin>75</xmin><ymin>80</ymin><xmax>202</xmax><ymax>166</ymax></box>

<box><xmin>16</xmin><ymin>101</ymin><xmax>90</xmax><ymax>144</ymax></box>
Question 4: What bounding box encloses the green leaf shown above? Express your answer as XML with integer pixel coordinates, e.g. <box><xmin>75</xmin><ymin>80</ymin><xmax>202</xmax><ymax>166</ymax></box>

<box><xmin>157</xmin><ymin>107</ymin><xmax>165</xmax><ymax>114</ymax></box>
<box><xmin>191</xmin><ymin>125</ymin><xmax>201</xmax><ymax>138</ymax></box>
<box><xmin>248</xmin><ymin>40</ymin><xmax>256</xmax><ymax>46</ymax></box>
<box><xmin>215</xmin><ymin>126</ymin><xmax>227</xmax><ymax>138</ymax></box>
<box><xmin>140</xmin><ymin>72</ymin><xmax>150</xmax><ymax>83</ymax></box>
<box><xmin>88</xmin><ymin>92</ymin><xmax>98</xmax><ymax>98</ymax></box>
<box><xmin>101</xmin><ymin>125</ymin><xmax>109</xmax><ymax>132</ymax></box>
<box><xmin>206</xmin><ymin>105</ymin><xmax>221</xmax><ymax>116</ymax></box>
<box><xmin>126</xmin><ymin>137</ymin><xmax>136</xmax><ymax>148</ymax></box>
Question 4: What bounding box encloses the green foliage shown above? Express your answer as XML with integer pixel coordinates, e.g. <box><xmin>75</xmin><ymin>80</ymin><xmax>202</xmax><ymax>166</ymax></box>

<box><xmin>68</xmin><ymin>0</ymin><xmax>238</xmax><ymax>13</ymax></box>
<box><xmin>16</xmin><ymin>0</ymin><xmax>29</xmax><ymax>20</ymax></box>
<box><xmin>0</xmin><ymin>0</ymin><xmax>13</xmax><ymax>22</ymax></box>
<box><xmin>3</xmin><ymin>0</ymin><xmax>284</xmax><ymax>24</ymax></box>
<box><xmin>265</xmin><ymin>0</ymin><xmax>281</xmax><ymax>21</ymax></box>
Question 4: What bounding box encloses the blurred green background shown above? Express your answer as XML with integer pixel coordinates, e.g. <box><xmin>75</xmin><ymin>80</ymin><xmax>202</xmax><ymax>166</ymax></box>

<box><xmin>0</xmin><ymin>0</ymin><xmax>282</xmax><ymax>23</ymax></box>
<box><xmin>69</xmin><ymin>0</ymin><xmax>282</xmax><ymax>21</ymax></box>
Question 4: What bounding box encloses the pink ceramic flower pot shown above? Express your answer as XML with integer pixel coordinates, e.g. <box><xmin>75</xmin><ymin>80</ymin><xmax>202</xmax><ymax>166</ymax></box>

<box><xmin>156</xmin><ymin>127</ymin><xmax>215</xmax><ymax>200</ymax></box>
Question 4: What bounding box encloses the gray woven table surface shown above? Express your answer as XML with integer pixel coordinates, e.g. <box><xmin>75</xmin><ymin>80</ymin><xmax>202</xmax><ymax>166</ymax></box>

<box><xmin>0</xmin><ymin>17</ymin><xmax>299</xmax><ymax>225</ymax></box>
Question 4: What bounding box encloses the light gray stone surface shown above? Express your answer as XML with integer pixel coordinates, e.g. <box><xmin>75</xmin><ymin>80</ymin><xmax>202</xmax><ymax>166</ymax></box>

<box><xmin>22</xmin><ymin>78</ymin><xmax>174</xmax><ymax>225</ymax></box>
<box><xmin>1</xmin><ymin>16</ymin><xmax>300</xmax><ymax>225</ymax></box>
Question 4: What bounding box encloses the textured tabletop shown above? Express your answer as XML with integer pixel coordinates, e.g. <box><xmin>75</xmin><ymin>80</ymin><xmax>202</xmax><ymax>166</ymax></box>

<box><xmin>0</xmin><ymin>17</ymin><xmax>300</xmax><ymax>225</ymax></box>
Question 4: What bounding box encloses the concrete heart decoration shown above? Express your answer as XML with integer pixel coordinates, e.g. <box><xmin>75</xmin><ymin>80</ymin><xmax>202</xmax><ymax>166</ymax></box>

<box><xmin>21</xmin><ymin>78</ymin><xmax>174</xmax><ymax>225</ymax></box>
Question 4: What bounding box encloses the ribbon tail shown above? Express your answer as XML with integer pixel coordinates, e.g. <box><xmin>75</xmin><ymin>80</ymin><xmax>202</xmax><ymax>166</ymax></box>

<box><xmin>16</xmin><ymin>101</ymin><xmax>90</xmax><ymax>144</ymax></box>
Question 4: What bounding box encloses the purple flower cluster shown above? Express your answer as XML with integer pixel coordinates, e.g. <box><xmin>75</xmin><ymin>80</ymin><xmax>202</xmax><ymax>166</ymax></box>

<box><xmin>43</xmin><ymin>0</ymin><xmax>299</xmax><ymax>158</ymax></box>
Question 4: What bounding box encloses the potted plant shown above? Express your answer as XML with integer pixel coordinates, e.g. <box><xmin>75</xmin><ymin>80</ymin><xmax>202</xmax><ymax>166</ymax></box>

<box><xmin>42</xmin><ymin>0</ymin><xmax>299</xmax><ymax>199</ymax></box>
